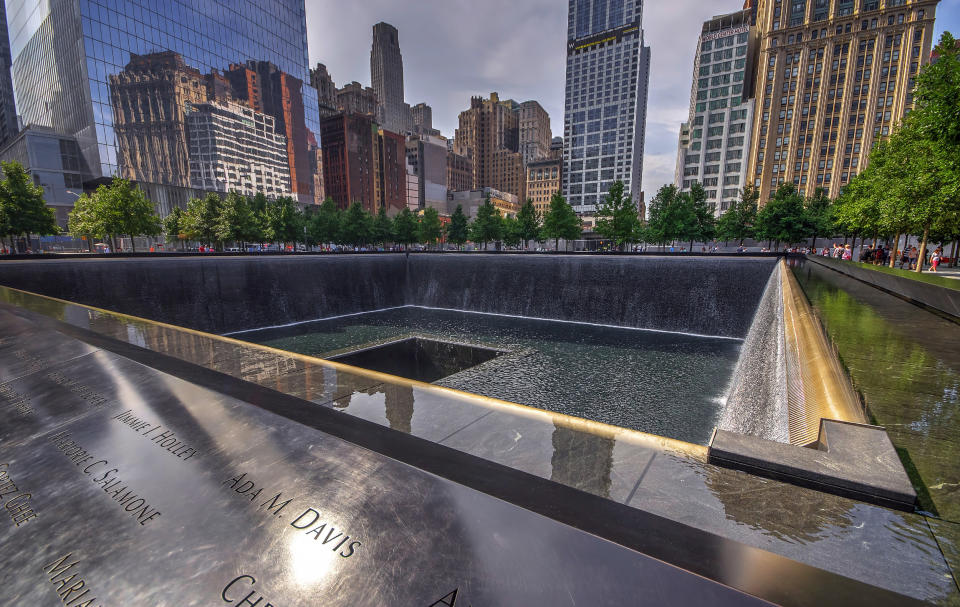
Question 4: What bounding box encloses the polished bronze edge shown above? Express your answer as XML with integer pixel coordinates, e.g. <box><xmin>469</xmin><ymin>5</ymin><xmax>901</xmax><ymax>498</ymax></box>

<box><xmin>0</xmin><ymin>284</ymin><xmax>708</xmax><ymax>458</ymax></box>
<box><xmin>780</xmin><ymin>260</ymin><xmax>865</xmax><ymax>446</ymax></box>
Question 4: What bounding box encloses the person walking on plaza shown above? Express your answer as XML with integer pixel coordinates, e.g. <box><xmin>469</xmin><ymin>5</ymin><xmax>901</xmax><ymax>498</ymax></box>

<box><xmin>842</xmin><ymin>244</ymin><xmax>852</xmax><ymax>260</ymax></box>
<box><xmin>931</xmin><ymin>248</ymin><xmax>942</xmax><ymax>272</ymax></box>
<box><xmin>909</xmin><ymin>246</ymin><xmax>919</xmax><ymax>270</ymax></box>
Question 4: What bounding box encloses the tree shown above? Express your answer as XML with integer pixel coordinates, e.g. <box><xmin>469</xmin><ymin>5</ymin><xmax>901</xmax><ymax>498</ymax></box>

<box><xmin>687</xmin><ymin>182</ymin><xmax>716</xmax><ymax>250</ymax></box>
<box><xmin>67</xmin><ymin>193</ymin><xmax>106</xmax><ymax>253</ymax></box>
<box><xmin>645</xmin><ymin>184</ymin><xmax>679</xmax><ymax>248</ymax></box>
<box><xmin>265</xmin><ymin>196</ymin><xmax>302</xmax><ymax>251</ymax></box>
<box><xmin>804</xmin><ymin>187</ymin><xmax>834</xmax><ymax>250</ymax></box>
<box><xmin>0</xmin><ymin>160</ymin><xmax>59</xmax><ymax>253</ymax></box>
<box><xmin>339</xmin><ymin>202</ymin><xmax>372</xmax><ymax>248</ymax></box>
<box><xmin>417</xmin><ymin>206</ymin><xmax>443</xmax><ymax>248</ymax></box>
<box><xmin>163</xmin><ymin>206</ymin><xmax>186</xmax><ymax>251</ymax></box>
<box><xmin>216</xmin><ymin>191</ymin><xmax>259</xmax><ymax>249</ymax></box>
<box><xmin>183</xmin><ymin>193</ymin><xmax>223</xmax><ymax>249</ymax></box>
<box><xmin>595</xmin><ymin>180</ymin><xmax>642</xmax><ymax>250</ymax></box>
<box><xmin>309</xmin><ymin>198</ymin><xmax>342</xmax><ymax>246</ymax></box>
<box><xmin>515</xmin><ymin>199</ymin><xmax>541</xmax><ymax>250</ymax></box>
<box><xmin>502</xmin><ymin>215</ymin><xmax>522</xmax><ymax>248</ymax></box>
<box><xmin>541</xmin><ymin>191</ymin><xmax>581</xmax><ymax>251</ymax></box>
<box><xmin>447</xmin><ymin>204</ymin><xmax>470</xmax><ymax>250</ymax></box>
<box><xmin>469</xmin><ymin>193</ymin><xmax>504</xmax><ymax>250</ymax></box>
<box><xmin>717</xmin><ymin>188</ymin><xmax>758</xmax><ymax>247</ymax></box>
<box><xmin>393</xmin><ymin>206</ymin><xmax>419</xmax><ymax>249</ymax></box>
<box><xmin>371</xmin><ymin>205</ymin><xmax>394</xmax><ymax>247</ymax></box>
<box><xmin>108</xmin><ymin>178</ymin><xmax>161</xmax><ymax>251</ymax></box>
<box><xmin>755</xmin><ymin>183</ymin><xmax>808</xmax><ymax>250</ymax></box>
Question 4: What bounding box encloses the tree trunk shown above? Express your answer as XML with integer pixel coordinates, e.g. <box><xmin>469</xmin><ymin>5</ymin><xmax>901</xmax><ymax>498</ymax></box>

<box><xmin>889</xmin><ymin>231</ymin><xmax>901</xmax><ymax>268</ymax></box>
<box><xmin>916</xmin><ymin>225</ymin><xmax>930</xmax><ymax>273</ymax></box>
<box><xmin>130</xmin><ymin>236</ymin><xmax>137</xmax><ymax>253</ymax></box>
<box><xmin>951</xmin><ymin>240</ymin><xmax>958</xmax><ymax>268</ymax></box>
<box><xmin>555</xmin><ymin>237</ymin><xmax>559</xmax><ymax>251</ymax></box>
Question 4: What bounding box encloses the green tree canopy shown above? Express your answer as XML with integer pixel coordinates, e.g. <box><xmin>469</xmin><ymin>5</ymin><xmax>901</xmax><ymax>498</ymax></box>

<box><xmin>371</xmin><ymin>205</ymin><xmax>394</xmax><ymax>246</ymax></box>
<box><xmin>393</xmin><ymin>206</ymin><xmax>419</xmax><ymax>248</ymax></box>
<box><xmin>803</xmin><ymin>187</ymin><xmax>834</xmax><ymax>249</ymax></box>
<box><xmin>756</xmin><ymin>183</ymin><xmax>808</xmax><ymax>249</ymax></box>
<box><xmin>447</xmin><ymin>204</ymin><xmax>470</xmax><ymax>250</ymax></box>
<box><xmin>216</xmin><ymin>191</ymin><xmax>260</xmax><ymax>247</ymax></box>
<box><xmin>686</xmin><ymin>182</ymin><xmax>716</xmax><ymax>249</ymax></box>
<box><xmin>0</xmin><ymin>160</ymin><xmax>59</xmax><ymax>252</ymax></box>
<box><xmin>502</xmin><ymin>215</ymin><xmax>522</xmax><ymax>248</ymax></box>
<box><xmin>183</xmin><ymin>193</ymin><xmax>223</xmax><ymax>249</ymax></box>
<box><xmin>163</xmin><ymin>206</ymin><xmax>185</xmax><ymax>251</ymax></box>
<box><xmin>417</xmin><ymin>206</ymin><xmax>443</xmax><ymax>248</ymax></box>
<box><xmin>595</xmin><ymin>180</ymin><xmax>642</xmax><ymax>250</ymax></box>
<box><xmin>339</xmin><ymin>202</ymin><xmax>372</xmax><ymax>248</ymax></box>
<box><xmin>265</xmin><ymin>196</ymin><xmax>303</xmax><ymax>250</ymax></box>
<box><xmin>716</xmin><ymin>185</ymin><xmax>758</xmax><ymax>246</ymax></box>
<box><xmin>309</xmin><ymin>198</ymin><xmax>342</xmax><ymax>246</ymax></box>
<box><xmin>67</xmin><ymin>193</ymin><xmax>105</xmax><ymax>251</ymax></box>
<box><xmin>541</xmin><ymin>191</ymin><xmax>581</xmax><ymax>251</ymax></box>
<box><xmin>469</xmin><ymin>193</ymin><xmax>504</xmax><ymax>250</ymax></box>
<box><xmin>515</xmin><ymin>198</ymin><xmax>541</xmax><ymax>249</ymax></box>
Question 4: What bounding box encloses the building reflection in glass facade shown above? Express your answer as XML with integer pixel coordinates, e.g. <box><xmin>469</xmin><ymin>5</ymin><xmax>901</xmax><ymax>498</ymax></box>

<box><xmin>7</xmin><ymin>0</ymin><xmax>321</xmax><ymax>214</ymax></box>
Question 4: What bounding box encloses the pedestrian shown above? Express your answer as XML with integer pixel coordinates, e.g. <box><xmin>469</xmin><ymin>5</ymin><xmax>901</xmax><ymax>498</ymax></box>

<box><xmin>908</xmin><ymin>246</ymin><xmax>918</xmax><ymax>270</ymax></box>
<box><xmin>931</xmin><ymin>248</ymin><xmax>941</xmax><ymax>272</ymax></box>
<box><xmin>842</xmin><ymin>244</ymin><xmax>852</xmax><ymax>260</ymax></box>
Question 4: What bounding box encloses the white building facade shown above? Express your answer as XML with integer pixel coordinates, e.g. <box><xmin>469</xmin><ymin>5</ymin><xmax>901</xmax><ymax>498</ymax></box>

<box><xmin>674</xmin><ymin>8</ymin><xmax>757</xmax><ymax>216</ymax></box>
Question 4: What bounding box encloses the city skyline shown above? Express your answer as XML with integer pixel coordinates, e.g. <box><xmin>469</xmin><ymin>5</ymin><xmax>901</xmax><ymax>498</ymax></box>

<box><xmin>304</xmin><ymin>0</ymin><xmax>959</xmax><ymax>198</ymax></box>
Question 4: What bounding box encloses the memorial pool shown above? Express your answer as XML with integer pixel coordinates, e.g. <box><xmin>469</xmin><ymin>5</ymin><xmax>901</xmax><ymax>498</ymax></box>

<box><xmin>238</xmin><ymin>307</ymin><xmax>742</xmax><ymax>445</ymax></box>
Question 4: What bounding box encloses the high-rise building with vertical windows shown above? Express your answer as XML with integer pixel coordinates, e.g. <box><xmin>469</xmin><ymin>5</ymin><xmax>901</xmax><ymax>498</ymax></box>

<box><xmin>563</xmin><ymin>0</ymin><xmax>650</xmax><ymax>213</ymax></box>
<box><xmin>517</xmin><ymin>100</ymin><xmax>552</xmax><ymax>164</ymax></box>
<box><xmin>4</xmin><ymin>0</ymin><xmax>320</xmax><ymax>216</ymax></box>
<box><xmin>370</xmin><ymin>22</ymin><xmax>412</xmax><ymax>135</ymax></box>
<box><xmin>675</xmin><ymin>7</ymin><xmax>758</xmax><ymax>215</ymax></box>
<box><xmin>747</xmin><ymin>0</ymin><xmax>940</xmax><ymax>201</ymax></box>
<box><xmin>0</xmin><ymin>3</ymin><xmax>19</xmax><ymax>145</ymax></box>
<box><xmin>454</xmin><ymin>92</ymin><xmax>526</xmax><ymax>202</ymax></box>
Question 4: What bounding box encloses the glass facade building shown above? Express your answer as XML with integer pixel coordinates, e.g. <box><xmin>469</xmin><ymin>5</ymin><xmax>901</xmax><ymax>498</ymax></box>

<box><xmin>563</xmin><ymin>0</ymin><xmax>650</xmax><ymax>213</ymax></box>
<box><xmin>6</xmin><ymin>0</ymin><xmax>321</xmax><ymax>215</ymax></box>
<box><xmin>674</xmin><ymin>8</ymin><xmax>757</xmax><ymax>216</ymax></box>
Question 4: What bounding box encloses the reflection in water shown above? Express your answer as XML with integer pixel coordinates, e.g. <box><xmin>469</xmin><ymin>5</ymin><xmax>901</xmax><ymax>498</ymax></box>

<box><xmin>700</xmin><ymin>461</ymin><xmax>856</xmax><ymax>544</ymax></box>
<box><xmin>550</xmin><ymin>422</ymin><xmax>615</xmax><ymax>499</ymax></box>
<box><xmin>383</xmin><ymin>383</ymin><xmax>414</xmax><ymax>434</ymax></box>
<box><xmin>793</xmin><ymin>260</ymin><xmax>960</xmax><ymax>519</ymax></box>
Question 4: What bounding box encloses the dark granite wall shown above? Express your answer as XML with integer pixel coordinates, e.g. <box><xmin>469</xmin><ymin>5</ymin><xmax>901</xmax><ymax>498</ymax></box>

<box><xmin>407</xmin><ymin>255</ymin><xmax>777</xmax><ymax>338</ymax></box>
<box><xmin>0</xmin><ymin>254</ymin><xmax>777</xmax><ymax>337</ymax></box>
<box><xmin>0</xmin><ymin>256</ymin><xmax>407</xmax><ymax>334</ymax></box>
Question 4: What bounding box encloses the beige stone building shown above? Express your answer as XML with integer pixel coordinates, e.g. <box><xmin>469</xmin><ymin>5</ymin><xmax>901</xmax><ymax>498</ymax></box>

<box><xmin>517</xmin><ymin>100</ymin><xmax>552</xmax><ymax>164</ymax></box>
<box><xmin>454</xmin><ymin>92</ymin><xmax>526</xmax><ymax>201</ymax></box>
<box><xmin>747</xmin><ymin>0</ymin><xmax>941</xmax><ymax>201</ymax></box>
<box><xmin>526</xmin><ymin>158</ymin><xmax>562</xmax><ymax>215</ymax></box>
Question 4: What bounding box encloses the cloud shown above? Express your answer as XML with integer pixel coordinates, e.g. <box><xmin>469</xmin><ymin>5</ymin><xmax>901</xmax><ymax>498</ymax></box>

<box><xmin>305</xmin><ymin>0</ymin><xmax>751</xmax><ymax>197</ymax></box>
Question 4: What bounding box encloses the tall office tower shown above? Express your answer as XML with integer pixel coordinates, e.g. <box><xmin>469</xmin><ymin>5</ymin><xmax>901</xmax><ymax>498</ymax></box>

<box><xmin>310</xmin><ymin>63</ymin><xmax>340</xmax><ymax>119</ymax></box>
<box><xmin>517</xmin><ymin>100</ymin><xmax>552</xmax><ymax>164</ymax></box>
<box><xmin>371</xmin><ymin>22</ymin><xmax>412</xmax><ymax>134</ymax></box>
<box><xmin>336</xmin><ymin>82</ymin><xmax>378</xmax><ymax>118</ymax></box>
<box><xmin>0</xmin><ymin>3</ymin><xmax>18</xmax><ymax>144</ymax></box>
<box><xmin>411</xmin><ymin>103</ymin><xmax>432</xmax><ymax>131</ymax></box>
<box><xmin>454</xmin><ymin>92</ymin><xmax>526</xmax><ymax>201</ymax></box>
<box><xmin>748</xmin><ymin>0</ymin><xmax>940</xmax><ymax>201</ymax></box>
<box><xmin>563</xmin><ymin>0</ymin><xmax>651</xmax><ymax>213</ymax></box>
<box><xmin>5</xmin><ymin>0</ymin><xmax>320</xmax><ymax>216</ymax></box>
<box><xmin>674</xmin><ymin>7</ymin><xmax>757</xmax><ymax>216</ymax></box>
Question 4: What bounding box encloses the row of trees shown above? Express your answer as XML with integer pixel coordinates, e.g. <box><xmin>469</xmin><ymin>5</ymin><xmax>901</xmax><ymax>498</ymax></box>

<box><xmin>0</xmin><ymin>161</ymin><xmax>59</xmax><ymax>253</ymax></box>
<box><xmin>832</xmin><ymin>33</ymin><xmax>960</xmax><ymax>270</ymax></box>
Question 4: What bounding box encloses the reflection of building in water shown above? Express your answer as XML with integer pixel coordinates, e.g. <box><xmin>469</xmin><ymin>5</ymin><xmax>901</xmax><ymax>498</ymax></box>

<box><xmin>383</xmin><ymin>383</ymin><xmax>414</xmax><ymax>434</ymax></box>
<box><xmin>550</xmin><ymin>422</ymin><xmax>614</xmax><ymax>498</ymax></box>
<box><xmin>185</xmin><ymin>101</ymin><xmax>291</xmax><ymax>197</ymax></box>
<box><xmin>109</xmin><ymin>52</ymin><xmax>208</xmax><ymax>190</ymax></box>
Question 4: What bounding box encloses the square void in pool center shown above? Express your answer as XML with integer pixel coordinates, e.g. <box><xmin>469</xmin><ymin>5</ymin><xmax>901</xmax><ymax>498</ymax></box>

<box><xmin>327</xmin><ymin>336</ymin><xmax>505</xmax><ymax>383</ymax></box>
<box><xmin>242</xmin><ymin>307</ymin><xmax>742</xmax><ymax>445</ymax></box>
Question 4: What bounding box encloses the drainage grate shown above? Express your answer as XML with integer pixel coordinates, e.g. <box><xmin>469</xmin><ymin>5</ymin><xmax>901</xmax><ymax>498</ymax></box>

<box><xmin>327</xmin><ymin>337</ymin><xmax>505</xmax><ymax>383</ymax></box>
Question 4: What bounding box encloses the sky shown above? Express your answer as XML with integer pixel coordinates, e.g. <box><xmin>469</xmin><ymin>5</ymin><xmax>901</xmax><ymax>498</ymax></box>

<box><xmin>305</xmin><ymin>0</ymin><xmax>960</xmax><ymax>197</ymax></box>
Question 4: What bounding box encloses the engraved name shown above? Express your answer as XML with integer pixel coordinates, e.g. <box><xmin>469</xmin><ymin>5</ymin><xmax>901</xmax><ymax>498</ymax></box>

<box><xmin>48</xmin><ymin>431</ymin><xmax>162</xmax><ymax>526</ymax></box>
<box><xmin>111</xmin><ymin>409</ymin><xmax>199</xmax><ymax>461</ymax></box>
<box><xmin>0</xmin><ymin>462</ymin><xmax>38</xmax><ymax>527</ymax></box>
<box><xmin>221</xmin><ymin>574</ymin><xmax>280</xmax><ymax>606</ymax></box>
<box><xmin>43</xmin><ymin>552</ymin><xmax>103</xmax><ymax>607</ymax></box>
<box><xmin>0</xmin><ymin>382</ymin><xmax>33</xmax><ymax>416</ymax></box>
<box><xmin>46</xmin><ymin>371</ymin><xmax>108</xmax><ymax>408</ymax></box>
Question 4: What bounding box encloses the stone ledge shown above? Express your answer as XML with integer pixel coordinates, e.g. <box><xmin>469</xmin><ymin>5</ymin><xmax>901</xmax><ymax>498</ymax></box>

<box><xmin>709</xmin><ymin>419</ymin><xmax>917</xmax><ymax>511</ymax></box>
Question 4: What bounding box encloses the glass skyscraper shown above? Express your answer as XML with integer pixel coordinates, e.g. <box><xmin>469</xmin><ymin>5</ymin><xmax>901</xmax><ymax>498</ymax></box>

<box><xmin>5</xmin><ymin>0</ymin><xmax>321</xmax><ymax>215</ymax></box>
<box><xmin>563</xmin><ymin>0</ymin><xmax>650</xmax><ymax>214</ymax></box>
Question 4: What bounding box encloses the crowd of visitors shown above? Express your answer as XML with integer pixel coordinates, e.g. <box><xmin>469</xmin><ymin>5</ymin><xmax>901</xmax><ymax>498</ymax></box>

<box><xmin>815</xmin><ymin>243</ymin><xmax>947</xmax><ymax>271</ymax></box>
